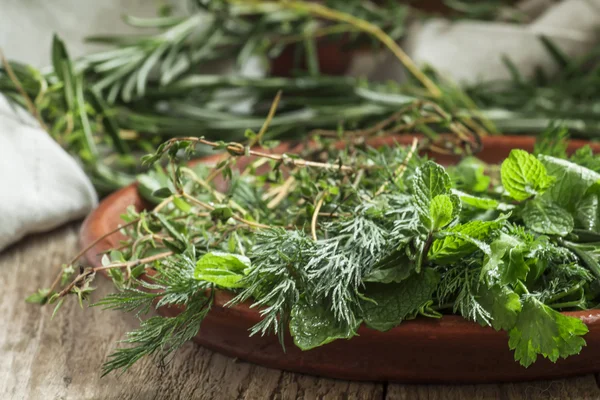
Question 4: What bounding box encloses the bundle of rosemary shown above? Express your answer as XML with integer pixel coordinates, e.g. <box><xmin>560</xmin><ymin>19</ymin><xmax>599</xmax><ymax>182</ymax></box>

<box><xmin>28</xmin><ymin>126</ymin><xmax>600</xmax><ymax>374</ymax></box>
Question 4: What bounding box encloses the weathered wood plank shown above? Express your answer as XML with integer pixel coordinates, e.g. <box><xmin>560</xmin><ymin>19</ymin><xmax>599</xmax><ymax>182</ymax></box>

<box><xmin>0</xmin><ymin>224</ymin><xmax>383</xmax><ymax>400</ymax></box>
<box><xmin>386</xmin><ymin>374</ymin><xmax>600</xmax><ymax>400</ymax></box>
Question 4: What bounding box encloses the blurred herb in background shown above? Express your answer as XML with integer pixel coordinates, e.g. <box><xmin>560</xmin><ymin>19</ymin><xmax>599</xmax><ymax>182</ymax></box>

<box><xmin>0</xmin><ymin>0</ymin><xmax>597</xmax><ymax>194</ymax></box>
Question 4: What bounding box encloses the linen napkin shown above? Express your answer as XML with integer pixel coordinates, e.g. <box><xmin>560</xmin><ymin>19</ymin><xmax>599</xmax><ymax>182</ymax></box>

<box><xmin>0</xmin><ymin>97</ymin><xmax>97</xmax><ymax>251</ymax></box>
<box><xmin>357</xmin><ymin>0</ymin><xmax>600</xmax><ymax>85</ymax></box>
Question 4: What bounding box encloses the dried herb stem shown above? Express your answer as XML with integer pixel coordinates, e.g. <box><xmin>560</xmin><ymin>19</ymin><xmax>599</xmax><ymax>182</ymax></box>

<box><xmin>311</xmin><ymin>193</ymin><xmax>326</xmax><ymax>241</ymax></box>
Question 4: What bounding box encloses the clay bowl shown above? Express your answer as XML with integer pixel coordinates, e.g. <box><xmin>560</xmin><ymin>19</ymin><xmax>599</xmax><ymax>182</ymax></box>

<box><xmin>81</xmin><ymin>135</ymin><xmax>600</xmax><ymax>383</ymax></box>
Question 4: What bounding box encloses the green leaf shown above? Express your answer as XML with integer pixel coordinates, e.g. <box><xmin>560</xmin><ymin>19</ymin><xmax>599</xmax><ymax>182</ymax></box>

<box><xmin>450</xmin><ymin>156</ymin><xmax>490</xmax><ymax>192</ymax></box>
<box><xmin>539</xmin><ymin>155</ymin><xmax>600</xmax><ymax>212</ymax></box>
<box><xmin>522</xmin><ymin>199</ymin><xmax>574</xmax><ymax>236</ymax></box>
<box><xmin>509</xmin><ymin>297</ymin><xmax>588</xmax><ymax>367</ymax></box>
<box><xmin>210</xmin><ymin>206</ymin><xmax>234</xmax><ymax>222</ymax></box>
<box><xmin>137</xmin><ymin>168</ymin><xmax>171</xmax><ymax>205</ymax></box>
<box><xmin>151</xmin><ymin>187</ymin><xmax>172</xmax><ymax>199</ymax></box>
<box><xmin>289</xmin><ymin>300</ymin><xmax>360</xmax><ymax>350</ymax></box>
<box><xmin>360</xmin><ymin>268</ymin><xmax>439</xmax><ymax>331</ymax></box>
<box><xmin>410</xmin><ymin>161</ymin><xmax>451</xmax><ymax>217</ymax></box>
<box><xmin>576</xmin><ymin>192</ymin><xmax>600</xmax><ymax>232</ymax></box>
<box><xmin>480</xmin><ymin>233</ymin><xmax>521</xmax><ymax>282</ymax></box>
<box><xmin>51</xmin><ymin>34</ymin><xmax>75</xmax><ymax>109</ymax></box>
<box><xmin>429</xmin><ymin>215</ymin><xmax>508</xmax><ymax>263</ymax></box>
<box><xmin>364</xmin><ymin>249</ymin><xmax>415</xmax><ymax>284</ymax></box>
<box><xmin>430</xmin><ymin>194</ymin><xmax>455</xmax><ymax>230</ymax></box>
<box><xmin>452</xmin><ymin>189</ymin><xmax>500</xmax><ymax>210</ymax></box>
<box><xmin>173</xmin><ymin>197</ymin><xmax>191</xmax><ymax>213</ymax></box>
<box><xmin>476</xmin><ymin>284</ymin><xmax>521</xmax><ymax>331</ymax></box>
<box><xmin>155</xmin><ymin>213</ymin><xmax>186</xmax><ymax>244</ymax></box>
<box><xmin>25</xmin><ymin>288</ymin><xmax>51</xmax><ymax>305</ymax></box>
<box><xmin>501</xmin><ymin>149</ymin><xmax>555</xmax><ymax>201</ymax></box>
<box><xmin>194</xmin><ymin>252</ymin><xmax>250</xmax><ymax>288</ymax></box>
<box><xmin>51</xmin><ymin>298</ymin><xmax>65</xmax><ymax>319</ymax></box>
<box><xmin>501</xmin><ymin>248</ymin><xmax>530</xmax><ymax>286</ymax></box>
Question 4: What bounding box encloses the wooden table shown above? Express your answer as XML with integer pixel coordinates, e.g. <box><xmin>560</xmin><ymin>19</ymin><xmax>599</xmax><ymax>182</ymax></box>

<box><xmin>2</xmin><ymin>223</ymin><xmax>600</xmax><ymax>400</ymax></box>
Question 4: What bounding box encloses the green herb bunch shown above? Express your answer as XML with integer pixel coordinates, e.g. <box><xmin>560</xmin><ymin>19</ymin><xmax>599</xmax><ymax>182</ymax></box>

<box><xmin>29</xmin><ymin>126</ymin><xmax>600</xmax><ymax>374</ymax></box>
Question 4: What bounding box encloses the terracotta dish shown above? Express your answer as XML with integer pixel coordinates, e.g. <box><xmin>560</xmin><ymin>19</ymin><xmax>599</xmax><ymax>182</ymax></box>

<box><xmin>81</xmin><ymin>135</ymin><xmax>600</xmax><ymax>383</ymax></box>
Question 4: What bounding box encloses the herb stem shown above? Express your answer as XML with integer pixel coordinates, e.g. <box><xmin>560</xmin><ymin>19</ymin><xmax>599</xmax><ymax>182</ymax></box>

<box><xmin>207</xmin><ymin>90</ymin><xmax>282</xmax><ymax>183</ymax></box>
<box><xmin>58</xmin><ymin>251</ymin><xmax>174</xmax><ymax>298</ymax></box>
<box><xmin>159</xmin><ymin>136</ymin><xmax>356</xmax><ymax>172</ymax></box>
<box><xmin>46</xmin><ymin>218</ymin><xmax>140</xmax><ymax>298</ymax></box>
<box><xmin>311</xmin><ymin>193</ymin><xmax>326</xmax><ymax>241</ymax></box>
<box><xmin>375</xmin><ymin>137</ymin><xmax>418</xmax><ymax>196</ymax></box>
<box><xmin>547</xmin><ymin>281</ymin><xmax>586</xmax><ymax>304</ymax></box>
<box><xmin>182</xmin><ymin>192</ymin><xmax>271</xmax><ymax>229</ymax></box>
<box><xmin>252</xmin><ymin>0</ymin><xmax>441</xmax><ymax>97</ymax></box>
<box><xmin>549</xmin><ymin>299</ymin><xmax>584</xmax><ymax>310</ymax></box>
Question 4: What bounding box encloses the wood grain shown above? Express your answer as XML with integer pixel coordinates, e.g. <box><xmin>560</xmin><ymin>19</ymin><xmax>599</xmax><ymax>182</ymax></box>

<box><xmin>1</xmin><ymin>224</ymin><xmax>599</xmax><ymax>399</ymax></box>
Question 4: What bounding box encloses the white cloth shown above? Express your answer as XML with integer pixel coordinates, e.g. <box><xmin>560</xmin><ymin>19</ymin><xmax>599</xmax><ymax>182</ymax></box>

<box><xmin>0</xmin><ymin>97</ymin><xmax>97</xmax><ymax>251</ymax></box>
<box><xmin>360</xmin><ymin>0</ymin><xmax>600</xmax><ymax>85</ymax></box>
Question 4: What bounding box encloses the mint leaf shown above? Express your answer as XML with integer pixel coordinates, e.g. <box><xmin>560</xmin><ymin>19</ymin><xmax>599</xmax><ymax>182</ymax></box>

<box><xmin>501</xmin><ymin>149</ymin><xmax>555</xmax><ymax>201</ymax></box>
<box><xmin>430</xmin><ymin>194</ymin><xmax>455</xmax><ymax>230</ymax></box>
<box><xmin>476</xmin><ymin>284</ymin><xmax>521</xmax><ymax>331</ymax></box>
<box><xmin>522</xmin><ymin>199</ymin><xmax>574</xmax><ymax>236</ymax></box>
<box><xmin>194</xmin><ymin>252</ymin><xmax>250</xmax><ymax>288</ymax></box>
<box><xmin>452</xmin><ymin>189</ymin><xmax>500</xmax><ymax>210</ymax></box>
<box><xmin>360</xmin><ymin>268</ymin><xmax>439</xmax><ymax>331</ymax></box>
<box><xmin>539</xmin><ymin>155</ymin><xmax>600</xmax><ymax>212</ymax></box>
<box><xmin>450</xmin><ymin>156</ymin><xmax>490</xmax><ymax>193</ymax></box>
<box><xmin>411</xmin><ymin>161</ymin><xmax>451</xmax><ymax>217</ymax></box>
<box><xmin>428</xmin><ymin>215</ymin><xmax>508</xmax><ymax>263</ymax></box>
<box><xmin>290</xmin><ymin>300</ymin><xmax>360</xmax><ymax>350</ymax></box>
<box><xmin>509</xmin><ymin>297</ymin><xmax>588</xmax><ymax>367</ymax></box>
<box><xmin>576</xmin><ymin>192</ymin><xmax>600</xmax><ymax>232</ymax></box>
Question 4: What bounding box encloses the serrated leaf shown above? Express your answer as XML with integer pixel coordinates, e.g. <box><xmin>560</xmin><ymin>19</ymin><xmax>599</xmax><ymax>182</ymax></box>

<box><xmin>194</xmin><ymin>252</ymin><xmax>250</xmax><ymax>288</ymax></box>
<box><xmin>476</xmin><ymin>284</ymin><xmax>521</xmax><ymax>331</ymax></box>
<box><xmin>539</xmin><ymin>155</ymin><xmax>600</xmax><ymax>212</ymax></box>
<box><xmin>501</xmin><ymin>149</ymin><xmax>555</xmax><ymax>201</ymax></box>
<box><xmin>509</xmin><ymin>297</ymin><xmax>587</xmax><ymax>367</ymax></box>
<box><xmin>360</xmin><ymin>268</ymin><xmax>439</xmax><ymax>331</ymax></box>
<box><xmin>452</xmin><ymin>189</ymin><xmax>499</xmax><ymax>210</ymax></box>
<box><xmin>430</xmin><ymin>194</ymin><xmax>455</xmax><ymax>230</ymax></box>
<box><xmin>429</xmin><ymin>215</ymin><xmax>508</xmax><ymax>263</ymax></box>
<box><xmin>522</xmin><ymin>199</ymin><xmax>574</xmax><ymax>236</ymax></box>
<box><xmin>289</xmin><ymin>300</ymin><xmax>360</xmax><ymax>350</ymax></box>
<box><xmin>410</xmin><ymin>161</ymin><xmax>451</xmax><ymax>215</ymax></box>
